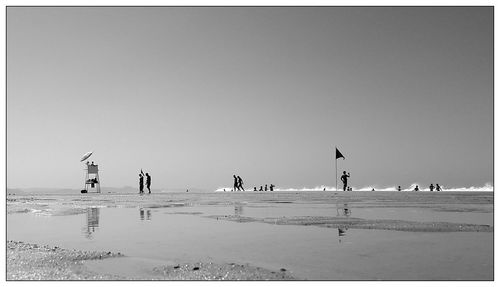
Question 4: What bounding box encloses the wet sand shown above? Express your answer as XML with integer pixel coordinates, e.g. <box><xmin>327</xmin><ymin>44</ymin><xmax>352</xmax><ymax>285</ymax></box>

<box><xmin>6</xmin><ymin>191</ymin><xmax>493</xmax><ymax>280</ymax></box>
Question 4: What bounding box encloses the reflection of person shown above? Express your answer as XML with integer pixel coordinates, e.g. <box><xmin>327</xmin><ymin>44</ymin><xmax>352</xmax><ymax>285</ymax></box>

<box><xmin>145</xmin><ymin>173</ymin><xmax>151</xmax><ymax>194</ymax></box>
<box><xmin>341</xmin><ymin>171</ymin><xmax>350</xmax><ymax>191</ymax></box>
<box><xmin>139</xmin><ymin>174</ymin><xmax>144</xmax><ymax>194</ymax></box>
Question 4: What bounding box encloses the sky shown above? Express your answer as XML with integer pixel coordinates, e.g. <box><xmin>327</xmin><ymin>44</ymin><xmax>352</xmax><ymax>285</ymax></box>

<box><xmin>7</xmin><ymin>7</ymin><xmax>493</xmax><ymax>190</ymax></box>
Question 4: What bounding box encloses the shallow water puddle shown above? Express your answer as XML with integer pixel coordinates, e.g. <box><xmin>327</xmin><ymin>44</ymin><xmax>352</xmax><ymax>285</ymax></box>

<box><xmin>7</xmin><ymin>206</ymin><xmax>493</xmax><ymax>280</ymax></box>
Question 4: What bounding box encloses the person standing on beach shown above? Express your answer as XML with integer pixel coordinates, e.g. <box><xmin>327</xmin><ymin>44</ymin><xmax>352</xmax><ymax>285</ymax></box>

<box><xmin>145</xmin><ymin>173</ymin><xmax>151</xmax><ymax>194</ymax></box>
<box><xmin>397</xmin><ymin>186</ymin><xmax>401</xmax><ymax>191</ymax></box>
<box><xmin>233</xmin><ymin>175</ymin><xmax>239</xmax><ymax>191</ymax></box>
<box><xmin>341</xmin><ymin>171</ymin><xmax>350</xmax><ymax>191</ymax></box>
<box><xmin>414</xmin><ymin>185</ymin><xmax>419</xmax><ymax>191</ymax></box>
<box><xmin>436</xmin><ymin>184</ymin><xmax>442</xmax><ymax>191</ymax></box>
<box><xmin>429</xmin><ymin>184</ymin><xmax>434</xmax><ymax>192</ymax></box>
<box><xmin>237</xmin><ymin>176</ymin><xmax>244</xmax><ymax>191</ymax></box>
<box><xmin>139</xmin><ymin>174</ymin><xmax>144</xmax><ymax>194</ymax></box>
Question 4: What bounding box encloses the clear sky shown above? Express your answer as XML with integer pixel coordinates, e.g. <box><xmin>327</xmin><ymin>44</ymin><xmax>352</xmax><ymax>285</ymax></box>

<box><xmin>7</xmin><ymin>7</ymin><xmax>493</xmax><ymax>190</ymax></box>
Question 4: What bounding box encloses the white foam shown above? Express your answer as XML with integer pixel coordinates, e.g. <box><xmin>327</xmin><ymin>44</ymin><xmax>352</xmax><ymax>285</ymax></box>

<box><xmin>215</xmin><ymin>183</ymin><xmax>493</xmax><ymax>192</ymax></box>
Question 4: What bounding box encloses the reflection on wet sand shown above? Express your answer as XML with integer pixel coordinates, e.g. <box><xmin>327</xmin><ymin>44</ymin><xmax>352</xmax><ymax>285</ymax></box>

<box><xmin>140</xmin><ymin>208</ymin><xmax>152</xmax><ymax>221</ymax></box>
<box><xmin>338</xmin><ymin>203</ymin><xmax>351</xmax><ymax>242</ymax></box>
<box><xmin>234</xmin><ymin>203</ymin><xmax>244</xmax><ymax>217</ymax></box>
<box><xmin>82</xmin><ymin>208</ymin><xmax>100</xmax><ymax>239</ymax></box>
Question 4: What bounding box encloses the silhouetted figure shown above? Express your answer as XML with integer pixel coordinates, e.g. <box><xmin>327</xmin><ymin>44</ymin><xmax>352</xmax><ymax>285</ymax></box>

<box><xmin>237</xmin><ymin>176</ymin><xmax>244</xmax><ymax>191</ymax></box>
<box><xmin>259</xmin><ymin>186</ymin><xmax>263</xmax><ymax>191</ymax></box>
<box><xmin>429</xmin><ymin>184</ymin><xmax>434</xmax><ymax>192</ymax></box>
<box><xmin>265</xmin><ymin>184</ymin><xmax>268</xmax><ymax>191</ymax></box>
<box><xmin>139</xmin><ymin>174</ymin><xmax>144</xmax><ymax>194</ymax></box>
<box><xmin>372</xmin><ymin>188</ymin><xmax>375</xmax><ymax>191</ymax></box>
<box><xmin>145</xmin><ymin>173</ymin><xmax>151</xmax><ymax>194</ymax></box>
<box><xmin>397</xmin><ymin>186</ymin><xmax>401</xmax><ymax>191</ymax></box>
<box><xmin>341</xmin><ymin>171</ymin><xmax>350</xmax><ymax>191</ymax></box>
<box><xmin>436</xmin><ymin>184</ymin><xmax>442</xmax><ymax>191</ymax></box>
<box><xmin>270</xmin><ymin>184</ymin><xmax>275</xmax><ymax>191</ymax></box>
<box><xmin>414</xmin><ymin>185</ymin><xmax>419</xmax><ymax>191</ymax></box>
<box><xmin>254</xmin><ymin>187</ymin><xmax>257</xmax><ymax>191</ymax></box>
<box><xmin>233</xmin><ymin>175</ymin><xmax>239</xmax><ymax>191</ymax></box>
<box><xmin>91</xmin><ymin>161</ymin><xmax>94</xmax><ymax>166</ymax></box>
<box><xmin>323</xmin><ymin>188</ymin><xmax>326</xmax><ymax>191</ymax></box>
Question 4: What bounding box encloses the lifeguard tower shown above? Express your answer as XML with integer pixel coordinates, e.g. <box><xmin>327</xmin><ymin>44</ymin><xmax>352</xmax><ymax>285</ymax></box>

<box><xmin>84</xmin><ymin>163</ymin><xmax>101</xmax><ymax>193</ymax></box>
<box><xmin>80</xmin><ymin>151</ymin><xmax>101</xmax><ymax>193</ymax></box>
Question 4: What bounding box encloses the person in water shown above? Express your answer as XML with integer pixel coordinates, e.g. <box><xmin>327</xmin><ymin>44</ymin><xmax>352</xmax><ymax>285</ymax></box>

<box><xmin>397</xmin><ymin>186</ymin><xmax>401</xmax><ymax>191</ymax></box>
<box><xmin>254</xmin><ymin>187</ymin><xmax>257</xmax><ymax>191</ymax></box>
<box><xmin>259</xmin><ymin>186</ymin><xmax>263</xmax><ymax>191</ymax></box>
<box><xmin>139</xmin><ymin>174</ymin><xmax>144</xmax><ymax>194</ymax></box>
<box><xmin>414</xmin><ymin>185</ymin><xmax>419</xmax><ymax>191</ymax></box>
<box><xmin>264</xmin><ymin>184</ymin><xmax>268</xmax><ymax>191</ymax></box>
<box><xmin>341</xmin><ymin>171</ymin><xmax>350</xmax><ymax>191</ymax></box>
<box><xmin>270</xmin><ymin>184</ymin><xmax>275</xmax><ymax>191</ymax></box>
<box><xmin>429</xmin><ymin>183</ymin><xmax>434</xmax><ymax>192</ymax></box>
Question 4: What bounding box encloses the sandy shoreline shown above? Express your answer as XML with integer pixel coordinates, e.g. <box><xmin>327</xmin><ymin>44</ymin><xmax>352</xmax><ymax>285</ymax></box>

<box><xmin>7</xmin><ymin>240</ymin><xmax>294</xmax><ymax>280</ymax></box>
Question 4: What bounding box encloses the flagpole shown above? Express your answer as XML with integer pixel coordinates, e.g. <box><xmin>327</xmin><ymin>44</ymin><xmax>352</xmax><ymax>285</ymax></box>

<box><xmin>335</xmin><ymin>146</ymin><xmax>338</xmax><ymax>192</ymax></box>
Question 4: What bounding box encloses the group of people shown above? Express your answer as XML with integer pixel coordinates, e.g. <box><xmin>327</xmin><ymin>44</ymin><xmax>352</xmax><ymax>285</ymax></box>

<box><xmin>233</xmin><ymin>175</ymin><xmax>245</xmax><ymax>191</ymax></box>
<box><xmin>340</xmin><ymin>171</ymin><xmax>443</xmax><ymax>192</ymax></box>
<box><xmin>230</xmin><ymin>175</ymin><xmax>276</xmax><ymax>192</ymax></box>
<box><xmin>139</xmin><ymin>170</ymin><xmax>152</xmax><ymax>194</ymax></box>
<box><xmin>253</xmin><ymin>184</ymin><xmax>275</xmax><ymax>191</ymax></box>
<box><xmin>396</xmin><ymin>184</ymin><xmax>442</xmax><ymax>191</ymax></box>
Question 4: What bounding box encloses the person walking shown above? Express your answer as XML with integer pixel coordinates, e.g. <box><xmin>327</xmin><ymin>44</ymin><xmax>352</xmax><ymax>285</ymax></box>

<box><xmin>139</xmin><ymin>174</ymin><xmax>144</xmax><ymax>194</ymax></box>
<box><xmin>146</xmin><ymin>173</ymin><xmax>151</xmax><ymax>194</ymax></box>
<box><xmin>233</xmin><ymin>175</ymin><xmax>239</xmax><ymax>191</ymax></box>
<box><xmin>341</xmin><ymin>171</ymin><xmax>350</xmax><ymax>191</ymax></box>
<box><xmin>237</xmin><ymin>176</ymin><xmax>244</xmax><ymax>191</ymax></box>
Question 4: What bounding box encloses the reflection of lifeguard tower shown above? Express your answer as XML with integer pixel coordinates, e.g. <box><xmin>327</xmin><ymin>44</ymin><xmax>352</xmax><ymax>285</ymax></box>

<box><xmin>80</xmin><ymin>151</ymin><xmax>101</xmax><ymax>193</ymax></box>
<box><xmin>84</xmin><ymin>163</ymin><xmax>101</xmax><ymax>193</ymax></box>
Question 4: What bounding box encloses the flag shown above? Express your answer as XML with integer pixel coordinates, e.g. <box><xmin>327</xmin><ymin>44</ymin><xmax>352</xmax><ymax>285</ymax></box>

<box><xmin>336</xmin><ymin>147</ymin><xmax>345</xmax><ymax>160</ymax></box>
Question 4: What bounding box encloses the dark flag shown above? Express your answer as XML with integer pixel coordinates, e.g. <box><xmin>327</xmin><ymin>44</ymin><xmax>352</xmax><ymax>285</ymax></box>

<box><xmin>336</xmin><ymin>148</ymin><xmax>345</xmax><ymax>160</ymax></box>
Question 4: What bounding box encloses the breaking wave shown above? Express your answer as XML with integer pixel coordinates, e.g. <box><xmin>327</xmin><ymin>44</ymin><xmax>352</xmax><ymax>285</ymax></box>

<box><xmin>215</xmin><ymin>183</ymin><xmax>493</xmax><ymax>192</ymax></box>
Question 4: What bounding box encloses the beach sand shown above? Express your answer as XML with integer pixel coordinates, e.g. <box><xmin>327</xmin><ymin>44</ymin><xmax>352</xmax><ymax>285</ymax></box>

<box><xmin>7</xmin><ymin>191</ymin><xmax>493</xmax><ymax>280</ymax></box>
